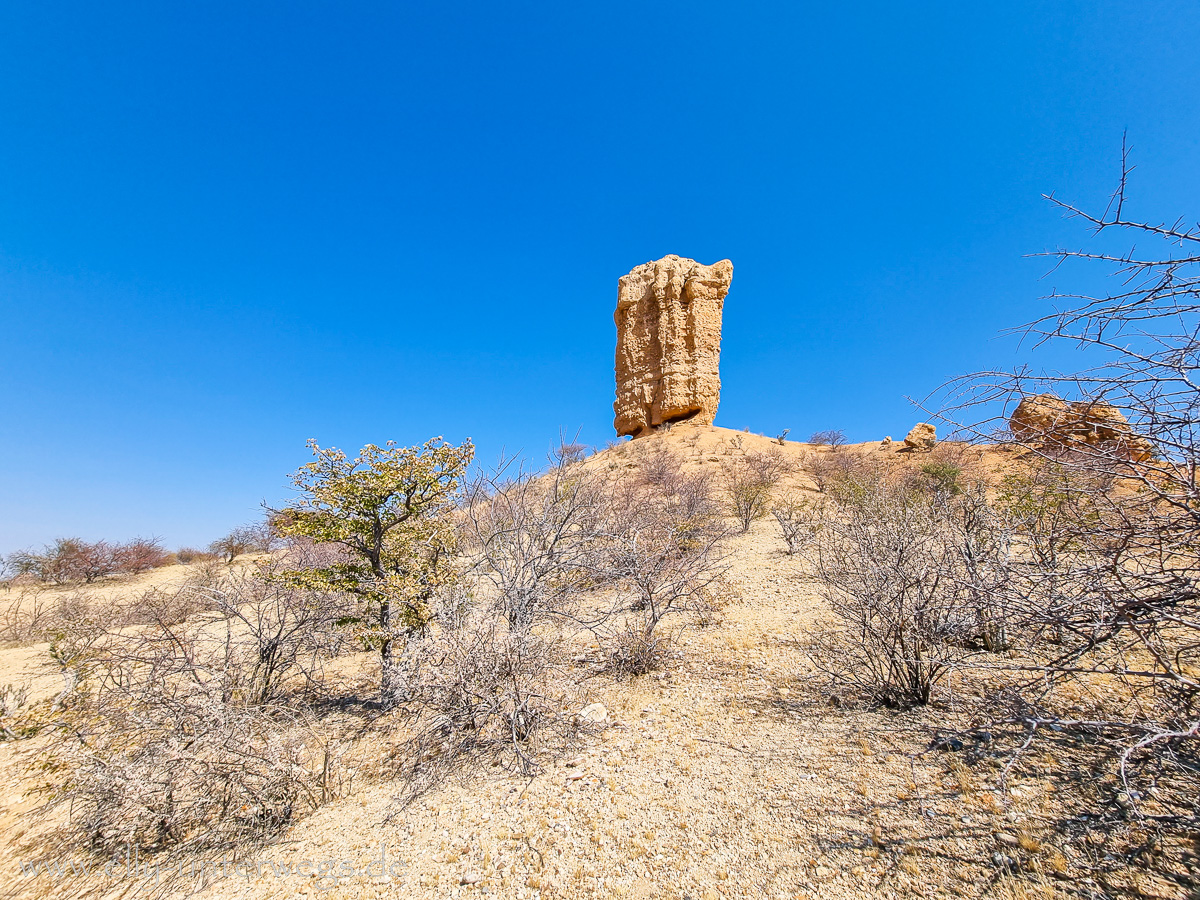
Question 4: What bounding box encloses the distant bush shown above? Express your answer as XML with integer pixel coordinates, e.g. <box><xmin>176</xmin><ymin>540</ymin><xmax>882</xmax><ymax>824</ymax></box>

<box><xmin>809</xmin><ymin>429</ymin><xmax>847</xmax><ymax>449</ymax></box>
<box><xmin>175</xmin><ymin>547</ymin><xmax>217</xmax><ymax>564</ymax></box>
<box><xmin>112</xmin><ymin>538</ymin><xmax>167</xmax><ymax>574</ymax></box>
<box><xmin>5</xmin><ymin>537</ymin><xmax>169</xmax><ymax>585</ymax></box>
<box><xmin>207</xmin><ymin>522</ymin><xmax>277</xmax><ymax>564</ymax></box>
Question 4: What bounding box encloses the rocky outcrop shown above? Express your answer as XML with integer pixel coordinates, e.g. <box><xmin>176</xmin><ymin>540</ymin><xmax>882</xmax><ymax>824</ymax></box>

<box><xmin>1009</xmin><ymin>393</ymin><xmax>1154</xmax><ymax>461</ymax></box>
<box><xmin>614</xmin><ymin>255</ymin><xmax>733</xmax><ymax>437</ymax></box>
<box><xmin>904</xmin><ymin>423</ymin><xmax>937</xmax><ymax>451</ymax></box>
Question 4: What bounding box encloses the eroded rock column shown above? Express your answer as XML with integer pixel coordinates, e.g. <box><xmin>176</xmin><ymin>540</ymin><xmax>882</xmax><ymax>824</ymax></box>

<box><xmin>613</xmin><ymin>255</ymin><xmax>733</xmax><ymax>437</ymax></box>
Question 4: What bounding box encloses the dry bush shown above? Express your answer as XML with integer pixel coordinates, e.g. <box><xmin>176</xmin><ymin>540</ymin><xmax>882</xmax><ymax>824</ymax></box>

<box><xmin>207</xmin><ymin>522</ymin><xmax>276</xmax><ymax>564</ymax></box>
<box><xmin>0</xmin><ymin>683</ymin><xmax>30</xmax><ymax>740</ymax></box>
<box><xmin>0</xmin><ymin>588</ymin><xmax>119</xmax><ymax>649</ymax></box>
<box><xmin>42</xmin><ymin>574</ymin><xmax>348</xmax><ymax>856</ymax></box>
<box><xmin>771</xmin><ymin>492</ymin><xmax>825</xmax><ymax>555</ymax></box>
<box><xmin>637</xmin><ymin>444</ymin><xmax>687</xmax><ymax>491</ymax></box>
<box><xmin>175</xmin><ymin>546</ymin><xmax>217</xmax><ymax>564</ymax></box>
<box><xmin>604</xmin><ymin>617</ymin><xmax>674</xmax><ymax>676</ymax></box>
<box><xmin>722</xmin><ymin>449</ymin><xmax>791</xmax><ymax>532</ymax></box>
<box><xmin>123</xmin><ymin>583</ymin><xmax>218</xmax><ymax>627</ymax></box>
<box><xmin>805</xmin><ymin>449</ymin><xmax>869</xmax><ymax>495</ymax></box>
<box><xmin>812</xmin><ymin>480</ymin><xmax>1010</xmax><ymax>707</ymax></box>
<box><xmin>49</xmin><ymin>685</ymin><xmax>335</xmax><ymax>855</ymax></box>
<box><xmin>0</xmin><ymin>588</ymin><xmax>54</xmax><ymax>645</ymax></box>
<box><xmin>396</xmin><ymin>611</ymin><xmax>571</xmax><ymax>796</ymax></box>
<box><xmin>6</xmin><ymin>539</ymin><xmax>118</xmax><ymax>585</ymax></box>
<box><xmin>202</xmin><ymin>569</ymin><xmax>346</xmax><ymax>704</ymax></box>
<box><xmin>632</xmin><ymin>448</ymin><xmax>721</xmax><ymax>548</ymax></box>
<box><xmin>809</xmin><ymin>429</ymin><xmax>847</xmax><ymax>448</ymax></box>
<box><xmin>463</xmin><ymin>451</ymin><xmax>609</xmax><ymax>633</ymax></box>
<box><xmin>6</xmin><ymin>537</ymin><xmax>173</xmax><ymax>585</ymax></box>
<box><xmin>112</xmin><ymin>537</ymin><xmax>168</xmax><ymax>574</ymax></box>
<box><xmin>924</xmin><ymin>164</ymin><xmax>1200</xmax><ymax>889</ymax></box>
<box><xmin>465</xmin><ymin>445</ymin><xmax>724</xmax><ymax>679</ymax></box>
<box><xmin>596</xmin><ymin>488</ymin><xmax>726</xmax><ymax>675</ymax></box>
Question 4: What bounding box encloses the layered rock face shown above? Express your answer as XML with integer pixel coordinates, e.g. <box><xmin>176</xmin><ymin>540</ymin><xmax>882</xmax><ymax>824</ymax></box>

<box><xmin>1009</xmin><ymin>393</ymin><xmax>1154</xmax><ymax>461</ymax></box>
<box><xmin>613</xmin><ymin>255</ymin><xmax>733</xmax><ymax>437</ymax></box>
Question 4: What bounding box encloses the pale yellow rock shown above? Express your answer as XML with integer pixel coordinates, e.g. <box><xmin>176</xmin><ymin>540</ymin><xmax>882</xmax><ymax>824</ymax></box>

<box><xmin>904</xmin><ymin>422</ymin><xmax>937</xmax><ymax>451</ymax></box>
<box><xmin>1009</xmin><ymin>393</ymin><xmax>1154</xmax><ymax>461</ymax></box>
<box><xmin>579</xmin><ymin>702</ymin><xmax>608</xmax><ymax>724</ymax></box>
<box><xmin>613</xmin><ymin>255</ymin><xmax>733</xmax><ymax>437</ymax></box>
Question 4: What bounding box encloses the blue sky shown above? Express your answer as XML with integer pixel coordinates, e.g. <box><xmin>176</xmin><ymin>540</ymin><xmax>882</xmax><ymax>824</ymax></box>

<box><xmin>2</xmin><ymin>2</ymin><xmax>1199</xmax><ymax>554</ymax></box>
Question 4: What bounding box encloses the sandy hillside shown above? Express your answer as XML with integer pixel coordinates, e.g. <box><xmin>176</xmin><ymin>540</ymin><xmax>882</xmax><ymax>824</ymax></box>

<box><xmin>0</xmin><ymin>427</ymin><xmax>1119</xmax><ymax>900</ymax></box>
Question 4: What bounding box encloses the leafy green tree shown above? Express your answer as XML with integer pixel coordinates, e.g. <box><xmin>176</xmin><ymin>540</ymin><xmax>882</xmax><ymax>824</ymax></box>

<box><xmin>276</xmin><ymin>436</ymin><xmax>474</xmax><ymax>709</ymax></box>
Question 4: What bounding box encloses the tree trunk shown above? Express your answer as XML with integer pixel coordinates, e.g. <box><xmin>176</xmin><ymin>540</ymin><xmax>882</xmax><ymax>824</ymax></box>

<box><xmin>380</xmin><ymin>596</ymin><xmax>397</xmax><ymax>711</ymax></box>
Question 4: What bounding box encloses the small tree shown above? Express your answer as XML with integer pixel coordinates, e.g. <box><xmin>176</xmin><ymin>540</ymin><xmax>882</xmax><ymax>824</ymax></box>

<box><xmin>275</xmin><ymin>437</ymin><xmax>474</xmax><ymax>710</ymax></box>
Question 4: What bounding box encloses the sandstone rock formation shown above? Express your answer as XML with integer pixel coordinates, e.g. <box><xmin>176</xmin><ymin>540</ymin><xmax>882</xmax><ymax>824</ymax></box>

<box><xmin>614</xmin><ymin>255</ymin><xmax>733</xmax><ymax>437</ymax></box>
<box><xmin>1009</xmin><ymin>393</ymin><xmax>1154</xmax><ymax>461</ymax></box>
<box><xmin>904</xmin><ymin>423</ymin><xmax>937</xmax><ymax>451</ymax></box>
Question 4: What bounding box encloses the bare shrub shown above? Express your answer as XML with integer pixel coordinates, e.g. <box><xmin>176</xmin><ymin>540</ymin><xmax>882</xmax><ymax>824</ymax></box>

<box><xmin>637</xmin><ymin>444</ymin><xmax>686</xmax><ymax>491</ymax></box>
<box><xmin>924</xmin><ymin>159</ymin><xmax>1200</xmax><ymax>885</ymax></box>
<box><xmin>176</xmin><ymin>546</ymin><xmax>217</xmax><ymax>564</ymax></box>
<box><xmin>50</xmin><ymin>683</ymin><xmax>335</xmax><ymax>855</ymax></box>
<box><xmin>604</xmin><ymin>618</ymin><xmax>673</xmax><ymax>676</ymax></box>
<box><xmin>723</xmin><ymin>449</ymin><xmax>791</xmax><ymax>532</ymax></box>
<box><xmin>113</xmin><ymin>537</ymin><xmax>168</xmax><ymax>574</ymax></box>
<box><xmin>123</xmin><ymin>584</ymin><xmax>217</xmax><ymax>627</ymax></box>
<box><xmin>597</xmin><ymin>493</ymin><xmax>726</xmax><ymax>674</ymax></box>
<box><xmin>804</xmin><ymin>449</ymin><xmax>869</xmax><ymax>495</ymax></box>
<box><xmin>8</xmin><ymin>539</ymin><xmax>118</xmax><ymax>584</ymax></box>
<box><xmin>0</xmin><ymin>683</ymin><xmax>29</xmax><ymax>740</ymax></box>
<box><xmin>5</xmin><ymin>537</ymin><xmax>171</xmax><ymax>584</ymax></box>
<box><xmin>809</xmin><ymin>429</ymin><xmax>847</xmax><ymax>449</ymax></box>
<box><xmin>206</xmin><ymin>568</ymin><xmax>346</xmax><ymax>704</ymax></box>
<box><xmin>771</xmin><ymin>492</ymin><xmax>825</xmax><ymax>555</ymax></box>
<box><xmin>812</xmin><ymin>481</ymin><xmax>1007</xmax><ymax>707</ymax></box>
<box><xmin>463</xmin><ymin>451</ymin><xmax>608</xmax><ymax>634</ymax></box>
<box><xmin>465</xmin><ymin>443</ymin><xmax>725</xmax><ymax>680</ymax></box>
<box><xmin>397</xmin><ymin>611</ymin><xmax>569</xmax><ymax>795</ymax></box>
<box><xmin>43</xmin><ymin>574</ymin><xmax>348</xmax><ymax>854</ymax></box>
<box><xmin>208</xmin><ymin>522</ymin><xmax>275</xmax><ymax>564</ymax></box>
<box><xmin>552</xmin><ymin>441</ymin><xmax>589</xmax><ymax>466</ymax></box>
<box><xmin>0</xmin><ymin>588</ymin><xmax>53</xmax><ymax>646</ymax></box>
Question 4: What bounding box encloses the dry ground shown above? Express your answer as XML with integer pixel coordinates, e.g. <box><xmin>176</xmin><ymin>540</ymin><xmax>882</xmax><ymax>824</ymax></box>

<box><xmin>0</xmin><ymin>426</ymin><xmax>1173</xmax><ymax>900</ymax></box>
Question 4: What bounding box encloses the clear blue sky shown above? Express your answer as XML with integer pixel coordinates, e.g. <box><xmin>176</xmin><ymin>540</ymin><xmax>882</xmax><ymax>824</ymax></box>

<box><xmin>2</xmin><ymin>2</ymin><xmax>1199</xmax><ymax>554</ymax></box>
